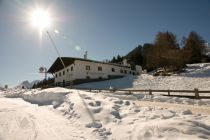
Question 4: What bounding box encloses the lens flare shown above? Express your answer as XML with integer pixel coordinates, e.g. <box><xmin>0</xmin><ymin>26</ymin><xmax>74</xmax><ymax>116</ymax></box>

<box><xmin>75</xmin><ymin>45</ymin><xmax>81</xmax><ymax>51</ymax></box>
<box><xmin>30</xmin><ymin>9</ymin><xmax>51</xmax><ymax>31</ymax></box>
<box><xmin>54</xmin><ymin>29</ymin><xmax>60</xmax><ymax>34</ymax></box>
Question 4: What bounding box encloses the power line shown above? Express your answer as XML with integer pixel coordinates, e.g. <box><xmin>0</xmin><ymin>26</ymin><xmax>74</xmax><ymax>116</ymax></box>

<box><xmin>46</xmin><ymin>30</ymin><xmax>66</xmax><ymax>69</ymax></box>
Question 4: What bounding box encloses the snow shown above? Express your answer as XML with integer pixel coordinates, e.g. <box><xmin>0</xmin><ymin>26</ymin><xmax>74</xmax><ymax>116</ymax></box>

<box><xmin>1</xmin><ymin>63</ymin><xmax>210</xmax><ymax>139</ymax></box>
<box><xmin>75</xmin><ymin>75</ymin><xmax>136</xmax><ymax>89</ymax></box>
<box><xmin>5</xmin><ymin>87</ymin><xmax>70</xmax><ymax>107</ymax></box>
<box><xmin>0</xmin><ymin>97</ymin><xmax>96</xmax><ymax>140</ymax></box>
<box><xmin>2</xmin><ymin>87</ymin><xmax>210</xmax><ymax>139</ymax></box>
<box><xmin>134</xmin><ymin>94</ymin><xmax>210</xmax><ymax>106</ymax></box>
<box><xmin>0</xmin><ymin>89</ymin><xmax>4</xmax><ymax>94</ymax></box>
<box><xmin>23</xmin><ymin>89</ymin><xmax>69</xmax><ymax>108</ymax></box>
<box><xmin>75</xmin><ymin>63</ymin><xmax>210</xmax><ymax>90</ymax></box>
<box><xmin>73</xmin><ymin>63</ymin><xmax>210</xmax><ymax>107</ymax></box>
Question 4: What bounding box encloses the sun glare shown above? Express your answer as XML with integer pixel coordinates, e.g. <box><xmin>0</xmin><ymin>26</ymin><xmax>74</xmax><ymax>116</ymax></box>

<box><xmin>31</xmin><ymin>9</ymin><xmax>51</xmax><ymax>31</ymax></box>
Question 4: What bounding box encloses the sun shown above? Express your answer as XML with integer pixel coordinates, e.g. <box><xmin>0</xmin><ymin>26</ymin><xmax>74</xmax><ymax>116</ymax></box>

<box><xmin>30</xmin><ymin>9</ymin><xmax>52</xmax><ymax>31</ymax></box>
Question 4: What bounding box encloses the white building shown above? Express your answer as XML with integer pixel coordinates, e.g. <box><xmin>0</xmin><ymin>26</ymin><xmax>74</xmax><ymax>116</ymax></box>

<box><xmin>48</xmin><ymin>57</ymin><xmax>142</xmax><ymax>86</ymax></box>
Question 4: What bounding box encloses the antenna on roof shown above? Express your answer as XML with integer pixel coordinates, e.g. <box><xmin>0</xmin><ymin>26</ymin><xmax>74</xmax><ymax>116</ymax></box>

<box><xmin>84</xmin><ymin>51</ymin><xmax>88</xmax><ymax>59</ymax></box>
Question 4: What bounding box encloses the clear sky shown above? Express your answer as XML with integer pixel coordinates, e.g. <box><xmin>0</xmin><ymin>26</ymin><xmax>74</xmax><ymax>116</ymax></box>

<box><xmin>0</xmin><ymin>0</ymin><xmax>210</xmax><ymax>86</ymax></box>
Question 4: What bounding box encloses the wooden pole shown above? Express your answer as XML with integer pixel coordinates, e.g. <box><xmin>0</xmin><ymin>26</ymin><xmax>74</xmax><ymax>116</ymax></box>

<box><xmin>149</xmin><ymin>89</ymin><xmax>152</xmax><ymax>95</ymax></box>
<box><xmin>194</xmin><ymin>88</ymin><xmax>199</xmax><ymax>99</ymax></box>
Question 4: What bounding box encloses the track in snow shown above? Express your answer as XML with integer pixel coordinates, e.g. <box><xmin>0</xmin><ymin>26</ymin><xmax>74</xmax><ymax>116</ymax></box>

<box><xmin>0</xmin><ymin>97</ymin><xmax>96</xmax><ymax>140</ymax></box>
<box><xmin>136</xmin><ymin>101</ymin><xmax>210</xmax><ymax>115</ymax></box>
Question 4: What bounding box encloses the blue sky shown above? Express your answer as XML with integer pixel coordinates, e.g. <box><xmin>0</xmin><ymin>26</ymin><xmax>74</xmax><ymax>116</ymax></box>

<box><xmin>0</xmin><ymin>0</ymin><xmax>210</xmax><ymax>86</ymax></box>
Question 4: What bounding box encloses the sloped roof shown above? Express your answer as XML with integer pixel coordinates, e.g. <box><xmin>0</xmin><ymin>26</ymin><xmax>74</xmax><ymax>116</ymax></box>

<box><xmin>48</xmin><ymin>57</ymin><xmax>76</xmax><ymax>73</ymax></box>
<box><xmin>48</xmin><ymin>57</ymin><xmax>131</xmax><ymax>73</ymax></box>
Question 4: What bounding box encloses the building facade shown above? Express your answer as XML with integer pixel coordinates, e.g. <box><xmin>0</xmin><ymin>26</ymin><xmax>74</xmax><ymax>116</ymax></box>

<box><xmin>48</xmin><ymin>57</ymin><xmax>142</xmax><ymax>86</ymax></box>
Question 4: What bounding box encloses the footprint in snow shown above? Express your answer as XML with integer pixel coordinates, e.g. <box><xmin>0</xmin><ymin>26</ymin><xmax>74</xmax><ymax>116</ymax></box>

<box><xmin>88</xmin><ymin>101</ymin><xmax>101</xmax><ymax>107</ymax></box>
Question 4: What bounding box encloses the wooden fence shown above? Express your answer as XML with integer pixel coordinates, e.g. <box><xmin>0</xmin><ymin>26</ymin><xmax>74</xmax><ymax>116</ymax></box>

<box><xmin>69</xmin><ymin>87</ymin><xmax>210</xmax><ymax>99</ymax></box>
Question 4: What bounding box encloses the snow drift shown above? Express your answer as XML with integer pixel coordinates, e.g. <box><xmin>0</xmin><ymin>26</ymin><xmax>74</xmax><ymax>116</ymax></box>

<box><xmin>5</xmin><ymin>87</ymin><xmax>70</xmax><ymax>108</ymax></box>
<box><xmin>22</xmin><ymin>88</ymin><xmax>70</xmax><ymax>107</ymax></box>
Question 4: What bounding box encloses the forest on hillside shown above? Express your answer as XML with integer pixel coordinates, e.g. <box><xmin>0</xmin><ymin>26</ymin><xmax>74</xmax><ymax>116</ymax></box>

<box><xmin>110</xmin><ymin>31</ymin><xmax>209</xmax><ymax>72</ymax></box>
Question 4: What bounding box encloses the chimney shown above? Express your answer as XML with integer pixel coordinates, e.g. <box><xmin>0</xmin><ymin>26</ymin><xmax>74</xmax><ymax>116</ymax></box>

<box><xmin>84</xmin><ymin>51</ymin><xmax>88</xmax><ymax>59</ymax></box>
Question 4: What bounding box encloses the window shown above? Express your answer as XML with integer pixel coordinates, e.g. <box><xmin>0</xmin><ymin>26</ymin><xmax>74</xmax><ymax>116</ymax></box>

<box><xmin>67</xmin><ymin>69</ymin><xmax>69</xmax><ymax>73</ymax></box>
<box><xmin>55</xmin><ymin>74</ymin><xmax>58</xmax><ymax>78</ymax></box>
<box><xmin>59</xmin><ymin>72</ymin><xmax>61</xmax><ymax>77</ymax></box>
<box><xmin>129</xmin><ymin>71</ymin><xmax>132</xmax><ymax>74</ymax></box>
<box><xmin>120</xmin><ymin>69</ymin><xmax>123</xmax><ymax>73</ymax></box>
<box><xmin>124</xmin><ymin>70</ymin><xmax>127</xmax><ymax>74</ymax></box>
<box><xmin>86</xmin><ymin>66</ymin><xmax>90</xmax><ymax>70</ymax></box>
<box><xmin>111</xmin><ymin>68</ymin><xmax>115</xmax><ymax>72</ymax></box>
<box><xmin>63</xmin><ymin>71</ymin><xmax>65</xmax><ymax>75</ymax></box>
<box><xmin>98</xmin><ymin>66</ymin><xmax>102</xmax><ymax>71</ymax></box>
<box><xmin>133</xmin><ymin>72</ymin><xmax>135</xmax><ymax>75</ymax></box>
<box><xmin>71</xmin><ymin>66</ymin><xmax>73</xmax><ymax>71</ymax></box>
<box><xmin>98</xmin><ymin>77</ymin><xmax>102</xmax><ymax>79</ymax></box>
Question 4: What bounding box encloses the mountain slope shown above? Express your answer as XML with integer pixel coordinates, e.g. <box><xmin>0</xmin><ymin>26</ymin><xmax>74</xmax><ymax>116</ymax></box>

<box><xmin>19</xmin><ymin>80</ymin><xmax>40</xmax><ymax>89</ymax></box>
<box><xmin>125</xmin><ymin>45</ymin><xmax>143</xmax><ymax>65</ymax></box>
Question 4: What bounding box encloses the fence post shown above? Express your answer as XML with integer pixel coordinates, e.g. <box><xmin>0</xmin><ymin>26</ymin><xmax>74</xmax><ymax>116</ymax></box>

<box><xmin>129</xmin><ymin>90</ymin><xmax>132</xmax><ymax>95</ymax></box>
<box><xmin>194</xmin><ymin>88</ymin><xmax>199</xmax><ymax>99</ymax></box>
<box><xmin>149</xmin><ymin>89</ymin><xmax>152</xmax><ymax>95</ymax></box>
<box><xmin>89</xmin><ymin>88</ymin><xmax>91</xmax><ymax>92</ymax></box>
<box><xmin>168</xmin><ymin>89</ymin><xmax>170</xmax><ymax>96</ymax></box>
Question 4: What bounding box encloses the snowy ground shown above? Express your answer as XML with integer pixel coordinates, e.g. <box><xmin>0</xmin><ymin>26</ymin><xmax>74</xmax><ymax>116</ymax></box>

<box><xmin>0</xmin><ymin>97</ymin><xmax>96</xmax><ymax>140</ymax></box>
<box><xmin>1</xmin><ymin>63</ymin><xmax>210</xmax><ymax>140</ymax></box>
<box><xmin>75</xmin><ymin>63</ymin><xmax>210</xmax><ymax>90</ymax></box>
<box><xmin>1</xmin><ymin>87</ymin><xmax>210</xmax><ymax>140</ymax></box>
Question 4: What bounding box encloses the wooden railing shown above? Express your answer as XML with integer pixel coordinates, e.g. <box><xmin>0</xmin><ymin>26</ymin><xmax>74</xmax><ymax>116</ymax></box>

<box><xmin>68</xmin><ymin>87</ymin><xmax>210</xmax><ymax>99</ymax></box>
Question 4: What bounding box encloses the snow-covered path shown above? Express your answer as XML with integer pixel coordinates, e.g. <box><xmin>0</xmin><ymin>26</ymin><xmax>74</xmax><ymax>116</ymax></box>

<box><xmin>0</xmin><ymin>97</ymin><xmax>96</xmax><ymax>140</ymax></box>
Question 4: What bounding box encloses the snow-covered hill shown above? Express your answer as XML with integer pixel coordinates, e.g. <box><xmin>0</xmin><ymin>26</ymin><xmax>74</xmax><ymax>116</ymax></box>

<box><xmin>19</xmin><ymin>80</ymin><xmax>39</xmax><ymax>89</ymax></box>
<box><xmin>183</xmin><ymin>63</ymin><xmax>210</xmax><ymax>77</ymax></box>
<box><xmin>75</xmin><ymin>63</ymin><xmax>210</xmax><ymax>90</ymax></box>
